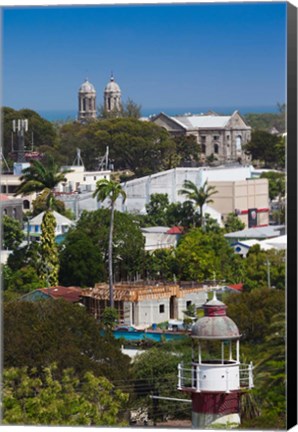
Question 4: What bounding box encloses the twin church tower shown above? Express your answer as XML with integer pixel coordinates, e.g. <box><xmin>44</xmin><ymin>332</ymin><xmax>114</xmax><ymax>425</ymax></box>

<box><xmin>78</xmin><ymin>74</ymin><xmax>122</xmax><ymax>122</ymax></box>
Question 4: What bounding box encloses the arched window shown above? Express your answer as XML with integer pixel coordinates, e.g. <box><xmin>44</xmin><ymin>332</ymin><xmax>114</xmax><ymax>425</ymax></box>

<box><xmin>23</xmin><ymin>200</ymin><xmax>30</xmax><ymax>210</ymax></box>
<box><xmin>214</xmin><ymin>144</ymin><xmax>219</xmax><ymax>154</ymax></box>
<box><xmin>236</xmin><ymin>135</ymin><xmax>242</xmax><ymax>151</ymax></box>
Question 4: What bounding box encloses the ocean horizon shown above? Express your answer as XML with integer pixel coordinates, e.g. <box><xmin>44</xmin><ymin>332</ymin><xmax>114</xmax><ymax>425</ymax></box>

<box><xmin>38</xmin><ymin>105</ymin><xmax>279</xmax><ymax>122</ymax></box>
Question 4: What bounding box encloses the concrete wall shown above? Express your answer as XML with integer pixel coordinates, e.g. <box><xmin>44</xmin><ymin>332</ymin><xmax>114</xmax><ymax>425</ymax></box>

<box><xmin>117</xmin><ymin>166</ymin><xmax>254</xmax><ymax>214</ymax></box>
<box><xmin>176</xmin><ymin>291</ymin><xmax>208</xmax><ymax>320</ymax></box>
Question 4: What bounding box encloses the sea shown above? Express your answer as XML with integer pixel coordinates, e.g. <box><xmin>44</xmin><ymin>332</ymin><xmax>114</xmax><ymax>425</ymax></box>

<box><xmin>38</xmin><ymin>105</ymin><xmax>279</xmax><ymax>122</ymax></box>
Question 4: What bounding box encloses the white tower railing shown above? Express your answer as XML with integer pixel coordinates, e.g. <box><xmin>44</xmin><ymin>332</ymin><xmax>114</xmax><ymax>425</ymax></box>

<box><xmin>177</xmin><ymin>361</ymin><xmax>254</xmax><ymax>393</ymax></box>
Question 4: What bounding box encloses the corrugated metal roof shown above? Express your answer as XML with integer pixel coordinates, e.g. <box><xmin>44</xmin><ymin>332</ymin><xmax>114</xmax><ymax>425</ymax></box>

<box><xmin>173</xmin><ymin>115</ymin><xmax>231</xmax><ymax>129</ymax></box>
<box><xmin>38</xmin><ymin>286</ymin><xmax>82</xmax><ymax>302</ymax></box>
<box><xmin>29</xmin><ymin>211</ymin><xmax>75</xmax><ymax>226</ymax></box>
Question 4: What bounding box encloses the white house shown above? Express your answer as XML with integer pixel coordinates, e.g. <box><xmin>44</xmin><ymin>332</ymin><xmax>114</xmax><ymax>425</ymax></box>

<box><xmin>26</xmin><ymin>211</ymin><xmax>75</xmax><ymax>241</ymax></box>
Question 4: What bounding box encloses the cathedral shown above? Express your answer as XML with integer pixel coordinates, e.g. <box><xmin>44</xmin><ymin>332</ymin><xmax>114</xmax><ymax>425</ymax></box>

<box><xmin>78</xmin><ymin>74</ymin><xmax>122</xmax><ymax>122</ymax></box>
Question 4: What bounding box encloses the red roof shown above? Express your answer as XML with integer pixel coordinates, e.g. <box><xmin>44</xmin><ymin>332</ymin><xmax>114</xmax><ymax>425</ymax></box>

<box><xmin>166</xmin><ymin>226</ymin><xmax>183</xmax><ymax>235</ymax></box>
<box><xmin>0</xmin><ymin>194</ymin><xmax>10</xmax><ymax>201</ymax></box>
<box><xmin>38</xmin><ymin>286</ymin><xmax>83</xmax><ymax>302</ymax></box>
<box><xmin>227</xmin><ymin>283</ymin><xmax>243</xmax><ymax>292</ymax></box>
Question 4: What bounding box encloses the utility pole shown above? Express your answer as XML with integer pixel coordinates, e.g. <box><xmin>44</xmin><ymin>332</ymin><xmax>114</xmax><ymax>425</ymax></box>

<box><xmin>266</xmin><ymin>258</ymin><xmax>271</xmax><ymax>289</ymax></box>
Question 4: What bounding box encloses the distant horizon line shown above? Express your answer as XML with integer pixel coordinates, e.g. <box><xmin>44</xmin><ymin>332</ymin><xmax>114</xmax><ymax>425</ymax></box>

<box><xmin>34</xmin><ymin>104</ymin><xmax>280</xmax><ymax>121</ymax></box>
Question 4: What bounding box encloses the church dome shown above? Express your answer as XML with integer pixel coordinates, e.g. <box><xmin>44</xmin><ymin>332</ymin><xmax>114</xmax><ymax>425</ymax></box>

<box><xmin>105</xmin><ymin>75</ymin><xmax>121</xmax><ymax>93</ymax></box>
<box><xmin>79</xmin><ymin>79</ymin><xmax>96</xmax><ymax>93</ymax></box>
<box><xmin>191</xmin><ymin>292</ymin><xmax>240</xmax><ymax>340</ymax></box>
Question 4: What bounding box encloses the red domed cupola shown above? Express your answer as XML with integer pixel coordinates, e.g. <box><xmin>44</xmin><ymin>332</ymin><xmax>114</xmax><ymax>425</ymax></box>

<box><xmin>191</xmin><ymin>292</ymin><xmax>240</xmax><ymax>340</ymax></box>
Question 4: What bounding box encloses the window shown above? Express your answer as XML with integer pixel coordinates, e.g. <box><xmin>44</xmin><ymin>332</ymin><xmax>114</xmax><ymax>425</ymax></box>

<box><xmin>214</xmin><ymin>144</ymin><xmax>219</xmax><ymax>154</ymax></box>
<box><xmin>201</xmin><ymin>136</ymin><xmax>206</xmax><ymax>142</ymax></box>
<box><xmin>201</xmin><ymin>144</ymin><xmax>206</xmax><ymax>154</ymax></box>
<box><xmin>94</xmin><ymin>176</ymin><xmax>97</xmax><ymax>181</ymax></box>
<box><xmin>226</xmin><ymin>135</ymin><xmax>230</xmax><ymax>140</ymax></box>
<box><xmin>159</xmin><ymin>304</ymin><xmax>165</xmax><ymax>314</ymax></box>
<box><xmin>23</xmin><ymin>200</ymin><xmax>30</xmax><ymax>210</ymax></box>
<box><xmin>213</xmin><ymin>135</ymin><xmax>219</xmax><ymax>141</ymax></box>
<box><xmin>186</xmin><ymin>300</ymin><xmax>192</xmax><ymax>308</ymax></box>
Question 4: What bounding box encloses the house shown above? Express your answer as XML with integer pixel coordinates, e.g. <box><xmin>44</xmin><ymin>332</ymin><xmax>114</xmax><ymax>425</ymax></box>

<box><xmin>80</xmin><ymin>282</ymin><xmax>208</xmax><ymax>328</ymax></box>
<box><xmin>224</xmin><ymin>225</ymin><xmax>285</xmax><ymax>244</ymax></box>
<box><xmin>232</xmin><ymin>235</ymin><xmax>286</xmax><ymax>257</ymax></box>
<box><xmin>150</xmin><ymin>111</ymin><xmax>252</xmax><ymax>164</ymax></box>
<box><xmin>20</xmin><ymin>286</ymin><xmax>83</xmax><ymax>303</ymax></box>
<box><xmin>26</xmin><ymin>210</ymin><xmax>75</xmax><ymax>242</ymax></box>
<box><xmin>0</xmin><ymin>193</ymin><xmax>24</xmax><ymax>222</ymax></box>
<box><xmin>141</xmin><ymin>226</ymin><xmax>182</xmax><ymax>252</ymax></box>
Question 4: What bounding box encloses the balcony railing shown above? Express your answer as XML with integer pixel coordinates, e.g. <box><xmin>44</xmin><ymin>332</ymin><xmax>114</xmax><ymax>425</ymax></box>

<box><xmin>177</xmin><ymin>361</ymin><xmax>254</xmax><ymax>393</ymax></box>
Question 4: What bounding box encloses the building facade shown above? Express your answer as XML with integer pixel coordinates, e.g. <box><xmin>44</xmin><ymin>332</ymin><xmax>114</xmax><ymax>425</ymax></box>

<box><xmin>150</xmin><ymin>111</ymin><xmax>252</xmax><ymax>164</ymax></box>
<box><xmin>112</xmin><ymin>167</ymin><xmax>269</xmax><ymax>227</ymax></box>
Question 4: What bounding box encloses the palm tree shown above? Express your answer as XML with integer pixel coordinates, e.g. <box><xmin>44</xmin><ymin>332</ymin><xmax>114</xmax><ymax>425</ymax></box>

<box><xmin>93</xmin><ymin>179</ymin><xmax>126</xmax><ymax>307</ymax></box>
<box><xmin>14</xmin><ymin>158</ymin><xmax>71</xmax><ymax>285</ymax></box>
<box><xmin>178</xmin><ymin>179</ymin><xmax>217</xmax><ymax>227</ymax></box>
<box><xmin>14</xmin><ymin>158</ymin><xmax>70</xmax><ymax>207</ymax></box>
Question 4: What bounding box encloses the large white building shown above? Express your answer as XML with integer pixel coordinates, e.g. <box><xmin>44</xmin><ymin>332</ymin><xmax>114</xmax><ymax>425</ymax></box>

<box><xmin>112</xmin><ymin>166</ymin><xmax>269</xmax><ymax>227</ymax></box>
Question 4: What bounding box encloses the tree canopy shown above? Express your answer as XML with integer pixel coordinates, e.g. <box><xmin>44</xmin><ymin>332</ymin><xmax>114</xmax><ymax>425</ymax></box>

<box><xmin>3</xmin><ymin>364</ymin><xmax>128</xmax><ymax>426</ymax></box>
<box><xmin>2</xmin><ymin>215</ymin><xmax>25</xmax><ymax>250</ymax></box>
<box><xmin>4</xmin><ymin>300</ymin><xmax>131</xmax><ymax>382</ymax></box>
<box><xmin>3</xmin><ymin>107</ymin><xmax>58</xmax><ymax>165</ymax></box>
<box><xmin>61</xmin><ymin>208</ymin><xmax>145</xmax><ymax>283</ymax></box>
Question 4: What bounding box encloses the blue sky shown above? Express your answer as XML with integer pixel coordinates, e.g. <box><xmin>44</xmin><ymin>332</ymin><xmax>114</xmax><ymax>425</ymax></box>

<box><xmin>2</xmin><ymin>2</ymin><xmax>287</xmax><ymax>113</ymax></box>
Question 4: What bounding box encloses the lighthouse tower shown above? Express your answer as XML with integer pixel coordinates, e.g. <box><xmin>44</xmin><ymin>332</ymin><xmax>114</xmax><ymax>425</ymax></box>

<box><xmin>178</xmin><ymin>292</ymin><xmax>254</xmax><ymax>428</ymax></box>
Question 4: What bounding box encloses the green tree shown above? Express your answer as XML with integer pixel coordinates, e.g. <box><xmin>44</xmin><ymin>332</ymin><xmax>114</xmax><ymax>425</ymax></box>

<box><xmin>2</xmin><ymin>107</ymin><xmax>58</xmax><ymax>162</ymax></box>
<box><xmin>2</xmin><ymin>215</ymin><xmax>25</xmax><ymax>250</ymax></box>
<box><xmin>173</xmin><ymin>135</ymin><xmax>200</xmax><ymax>166</ymax></box>
<box><xmin>38</xmin><ymin>210</ymin><xmax>59</xmax><ymax>286</ymax></box>
<box><xmin>260</xmin><ymin>171</ymin><xmax>285</xmax><ymax>201</ymax></box>
<box><xmin>31</xmin><ymin>188</ymin><xmax>73</xmax><ymax>218</ymax></box>
<box><xmin>175</xmin><ymin>228</ymin><xmax>244</xmax><ymax>283</ymax></box>
<box><xmin>145</xmin><ymin>193</ymin><xmax>170</xmax><ymax>226</ymax></box>
<box><xmin>4</xmin><ymin>300</ymin><xmax>131</xmax><ymax>382</ymax></box>
<box><xmin>3</xmin><ymin>364</ymin><xmax>128</xmax><ymax>426</ymax></box>
<box><xmin>93</xmin><ymin>179</ymin><xmax>127</xmax><ymax>307</ymax></box>
<box><xmin>14</xmin><ymin>158</ymin><xmax>71</xmax><ymax>285</ymax></box>
<box><xmin>224</xmin><ymin>212</ymin><xmax>245</xmax><ymax>233</ymax></box>
<box><xmin>131</xmin><ymin>347</ymin><xmax>191</xmax><ymax>421</ymax></box>
<box><xmin>178</xmin><ymin>180</ymin><xmax>217</xmax><ymax>227</ymax></box>
<box><xmin>101</xmin><ymin>307</ymin><xmax>119</xmax><ymax>330</ymax></box>
<box><xmin>243</xmin><ymin>246</ymin><xmax>285</xmax><ymax>291</ymax></box>
<box><xmin>122</xmin><ymin>97</ymin><xmax>142</xmax><ymax>119</ymax></box>
<box><xmin>59</xmin><ymin>230</ymin><xmax>106</xmax><ymax>286</ymax></box>
<box><xmin>251</xmin><ymin>312</ymin><xmax>286</xmax><ymax>428</ymax></box>
<box><xmin>145</xmin><ymin>248</ymin><xmax>178</xmax><ymax>281</ymax></box>
<box><xmin>244</xmin><ymin>130</ymin><xmax>281</xmax><ymax>167</ymax></box>
<box><xmin>74</xmin><ymin>209</ymin><xmax>145</xmax><ymax>282</ymax></box>
<box><xmin>225</xmin><ymin>288</ymin><xmax>285</xmax><ymax>344</ymax></box>
<box><xmin>5</xmin><ymin>265</ymin><xmax>41</xmax><ymax>294</ymax></box>
<box><xmin>59</xmin><ymin>118</ymin><xmax>175</xmax><ymax>176</ymax></box>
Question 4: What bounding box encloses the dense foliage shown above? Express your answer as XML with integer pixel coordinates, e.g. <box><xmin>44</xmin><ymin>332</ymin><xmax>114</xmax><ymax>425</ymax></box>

<box><xmin>60</xmin><ymin>208</ymin><xmax>145</xmax><ymax>283</ymax></box>
<box><xmin>243</xmin><ymin>105</ymin><xmax>285</xmax><ymax>133</ymax></box>
<box><xmin>2</xmin><ymin>107</ymin><xmax>58</xmax><ymax>166</ymax></box>
<box><xmin>4</xmin><ymin>300</ymin><xmax>131</xmax><ymax>382</ymax></box>
<box><xmin>244</xmin><ymin>130</ymin><xmax>285</xmax><ymax>168</ymax></box>
<box><xmin>3</xmin><ymin>364</ymin><xmax>128</xmax><ymax>426</ymax></box>
<box><xmin>2</xmin><ymin>215</ymin><xmax>25</xmax><ymax>250</ymax></box>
